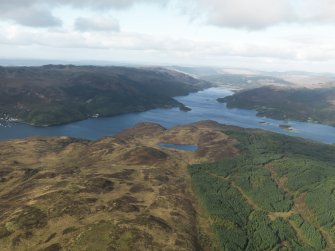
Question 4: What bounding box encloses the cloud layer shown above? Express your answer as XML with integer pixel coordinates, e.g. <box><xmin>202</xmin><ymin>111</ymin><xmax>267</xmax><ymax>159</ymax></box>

<box><xmin>183</xmin><ymin>0</ymin><xmax>295</xmax><ymax>29</ymax></box>
<box><xmin>1</xmin><ymin>24</ymin><xmax>334</xmax><ymax>62</ymax></box>
<box><xmin>0</xmin><ymin>0</ymin><xmax>335</xmax><ymax>72</ymax></box>
<box><xmin>2</xmin><ymin>0</ymin><xmax>335</xmax><ymax>29</ymax></box>
<box><xmin>0</xmin><ymin>0</ymin><xmax>162</xmax><ymax>27</ymax></box>
<box><xmin>182</xmin><ymin>0</ymin><xmax>335</xmax><ymax>29</ymax></box>
<box><xmin>1</xmin><ymin>4</ymin><xmax>62</xmax><ymax>27</ymax></box>
<box><xmin>75</xmin><ymin>16</ymin><xmax>120</xmax><ymax>32</ymax></box>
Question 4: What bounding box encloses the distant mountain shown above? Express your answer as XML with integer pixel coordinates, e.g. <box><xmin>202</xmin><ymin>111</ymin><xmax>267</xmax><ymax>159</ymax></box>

<box><xmin>218</xmin><ymin>86</ymin><xmax>335</xmax><ymax>126</ymax></box>
<box><xmin>168</xmin><ymin>66</ymin><xmax>223</xmax><ymax>77</ymax></box>
<box><xmin>0</xmin><ymin>59</ymin><xmax>134</xmax><ymax>67</ymax></box>
<box><xmin>0</xmin><ymin>65</ymin><xmax>210</xmax><ymax>126</ymax></box>
<box><xmin>169</xmin><ymin>66</ymin><xmax>293</xmax><ymax>90</ymax></box>
<box><xmin>202</xmin><ymin>74</ymin><xmax>291</xmax><ymax>90</ymax></box>
<box><xmin>169</xmin><ymin>66</ymin><xmax>335</xmax><ymax>90</ymax></box>
<box><xmin>168</xmin><ymin>66</ymin><xmax>264</xmax><ymax>78</ymax></box>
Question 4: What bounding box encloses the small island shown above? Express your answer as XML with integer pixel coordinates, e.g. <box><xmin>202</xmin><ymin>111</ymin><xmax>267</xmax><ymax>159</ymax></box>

<box><xmin>179</xmin><ymin>105</ymin><xmax>192</xmax><ymax>112</ymax></box>
<box><xmin>279</xmin><ymin>124</ymin><xmax>296</xmax><ymax>132</ymax></box>
<box><xmin>259</xmin><ymin>121</ymin><xmax>271</xmax><ymax>126</ymax></box>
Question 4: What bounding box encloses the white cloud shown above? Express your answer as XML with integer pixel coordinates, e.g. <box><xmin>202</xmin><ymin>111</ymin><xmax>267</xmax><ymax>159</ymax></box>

<box><xmin>75</xmin><ymin>16</ymin><xmax>120</xmax><ymax>32</ymax></box>
<box><xmin>3</xmin><ymin>8</ymin><xmax>62</xmax><ymax>27</ymax></box>
<box><xmin>1</xmin><ymin>24</ymin><xmax>335</xmax><ymax>63</ymax></box>
<box><xmin>0</xmin><ymin>0</ymin><xmax>166</xmax><ymax>27</ymax></box>
<box><xmin>178</xmin><ymin>0</ymin><xmax>335</xmax><ymax>30</ymax></box>
<box><xmin>2</xmin><ymin>0</ymin><xmax>335</xmax><ymax>29</ymax></box>
<box><xmin>185</xmin><ymin>0</ymin><xmax>295</xmax><ymax>29</ymax></box>
<box><xmin>0</xmin><ymin>4</ymin><xmax>62</xmax><ymax>28</ymax></box>
<box><xmin>1</xmin><ymin>0</ymin><xmax>335</xmax><ymax>72</ymax></box>
<box><xmin>0</xmin><ymin>0</ymin><xmax>147</xmax><ymax>10</ymax></box>
<box><xmin>51</xmin><ymin>0</ymin><xmax>163</xmax><ymax>10</ymax></box>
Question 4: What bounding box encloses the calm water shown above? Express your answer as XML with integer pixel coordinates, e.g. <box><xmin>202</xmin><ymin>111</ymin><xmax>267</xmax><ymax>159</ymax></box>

<box><xmin>1</xmin><ymin>87</ymin><xmax>335</xmax><ymax>144</ymax></box>
<box><xmin>159</xmin><ymin>143</ymin><xmax>198</xmax><ymax>152</ymax></box>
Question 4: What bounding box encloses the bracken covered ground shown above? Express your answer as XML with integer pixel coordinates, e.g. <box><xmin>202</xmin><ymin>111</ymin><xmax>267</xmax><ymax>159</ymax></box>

<box><xmin>0</xmin><ymin>121</ymin><xmax>238</xmax><ymax>251</ymax></box>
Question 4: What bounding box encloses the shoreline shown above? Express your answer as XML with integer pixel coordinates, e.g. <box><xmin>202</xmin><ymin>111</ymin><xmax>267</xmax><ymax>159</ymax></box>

<box><xmin>1</xmin><ymin>88</ymin><xmax>208</xmax><ymax>128</ymax></box>
<box><xmin>217</xmin><ymin>99</ymin><xmax>335</xmax><ymax>128</ymax></box>
<box><xmin>2</xmin><ymin>106</ymin><xmax>191</xmax><ymax>128</ymax></box>
<box><xmin>1</xmin><ymin>87</ymin><xmax>335</xmax><ymax>145</ymax></box>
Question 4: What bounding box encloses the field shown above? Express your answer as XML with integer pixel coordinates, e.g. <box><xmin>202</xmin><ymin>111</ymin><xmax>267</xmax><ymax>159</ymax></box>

<box><xmin>189</xmin><ymin>127</ymin><xmax>335</xmax><ymax>250</ymax></box>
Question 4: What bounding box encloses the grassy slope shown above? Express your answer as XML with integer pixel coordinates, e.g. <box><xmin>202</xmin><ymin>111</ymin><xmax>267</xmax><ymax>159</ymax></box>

<box><xmin>0</xmin><ymin>65</ymin><xmax>210</xmax><ymax>126</ymax></box>
<box><xmin>2</xmin><ymin>120</ymin><xmax>335</xmax><ymax>250</ymax></box>
<box><xmin>218</xmin><ymin>86</ymin><xmax>335</xmax><ymax>126</ymax></box>
<box><xmin>0</xmin><ymin>135</ymin><xmax>202</xmax><ymax>251</ymax></box>
<box><xmin>189</xmin><ymin>127</ymin><xmax>335</xmax><ymax>250</ymax></box>
<box><xmin>0</xmin><ymin>121</ymin><xmax>238</xmax><ymax>251</ymax></box>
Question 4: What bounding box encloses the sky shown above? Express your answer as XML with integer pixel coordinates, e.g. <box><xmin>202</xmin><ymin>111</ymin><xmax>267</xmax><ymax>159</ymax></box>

<box><xmin>1</xmin><ymin>0</ymin><xmax>335</xmax><ymax>72</ymax></box>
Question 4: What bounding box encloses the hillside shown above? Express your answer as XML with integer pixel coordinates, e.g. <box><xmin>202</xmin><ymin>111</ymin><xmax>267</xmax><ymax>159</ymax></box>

<box><xmin>218</xmin><ymin>86</ymin><xmax>335</xmax><ymax>126</ymax></box>
<box><xmin>0</xmin><ymin>65</ymin><xmax>209</xmax><ymax>126</ymax></box>
<box><xmin>190</xmin><ymin>127</ymin><xmax>335</xmax><ymax>250</ymax></box>
<box><xmin>0</xmin><ymin>121</ymin><xmax>238</xmax><ymax>251</ymax></box>
<box><xmin>1</xmin><ymin>121</ymin><xmax>335</xmax><ymax>250</ymax></box>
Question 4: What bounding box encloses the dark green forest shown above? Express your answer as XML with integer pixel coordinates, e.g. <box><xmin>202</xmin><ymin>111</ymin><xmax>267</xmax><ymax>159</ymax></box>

<box><xmin>189</xmin><ymin>128</ymin><xmax>335</xmax><ymax>250</ymax></box>
<box><xmin>0</xmin><ymin>65</ymin><xmax>209</xmax><ymax>126</ymax></box>
<box><xmin>218</xmin><ymin>86</ymin><xmax>335</xmax><ymax>126</ymax></box>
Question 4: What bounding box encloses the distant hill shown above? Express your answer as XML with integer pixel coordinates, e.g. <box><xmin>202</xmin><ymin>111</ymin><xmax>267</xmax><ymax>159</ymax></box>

<box><xmin>218</xmin><ymin>86</ymin><xmax>335</xmax><ymax>126</ymax></box>
<box><xmin>169</xmin><ymin>66</ymin><xmax>335</xmax><ymax>90</ymax></box>
<box><xmin>168</xmin><ymin>66</ymin><xmax>222</xmax><ymax>77</ymax></box>
<box><xmin>0</xmin><ymin>65</ymin><xmax>210</xmax><ymax>126</ymax></box>
<box><xmin>202</xmin><ymin>74</ymin><xmax>291</xmax><ymax>90</ymax></box>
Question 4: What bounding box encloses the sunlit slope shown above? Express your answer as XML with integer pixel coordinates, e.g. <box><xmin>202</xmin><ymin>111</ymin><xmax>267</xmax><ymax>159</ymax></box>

<box><xmin>0</xmin><ymin>121</ymin><xmax>236</xmax><ymax>251</ymax></box>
